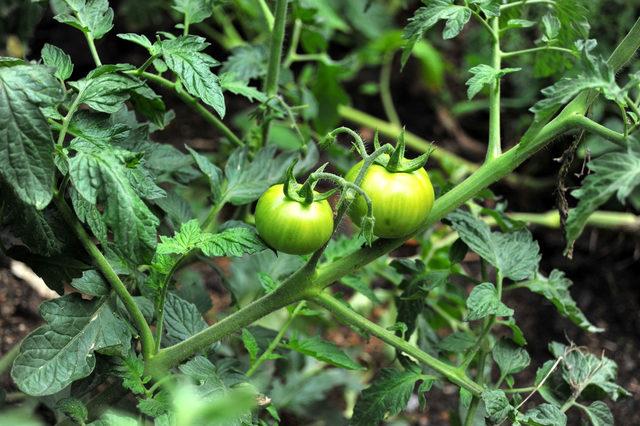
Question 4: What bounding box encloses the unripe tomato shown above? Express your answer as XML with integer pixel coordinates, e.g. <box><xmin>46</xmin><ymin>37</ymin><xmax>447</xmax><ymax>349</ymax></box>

<box><xmin>255</xmin><ymin>184</ymin><xmax>334</xmax><ymax>255</ymax></box>
<box><xmin>345</xmin><ymin>162</ymin><xmax>435</xmax><ymax>238</ymax></box>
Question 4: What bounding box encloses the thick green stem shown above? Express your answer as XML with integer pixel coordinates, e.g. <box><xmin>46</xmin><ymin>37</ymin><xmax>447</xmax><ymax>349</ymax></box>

<box><xmin>487</xmin><ymin>17</ymin><xmax>502</xmax><ymax>161</ymax></box>
<box><xmin>84</xmin><ymin>33</ymin><xmax>102</xmax><ymax>67</ymax></box>
<box><xmin>54</xmin><ymin>196</ymin><xmax>155</xmax><ymax>360</ymax></box>
<box><xmin>246</xmin><ymin>301</ymin><xmax>305</xmax><ymax>377</ymax></box>
<box><xmin>380</xmin><ymin>52</ymin><xmax>401</xmax><ymax>127</ymax></box>
<box><xmin>147</xmin><ymin>263</ymin><xmax>317</xmax><ymax>374</ymax></box>
<box><xmin>491</xmin><ymin>210</ymin><xmax>640</xmax><ymax>230</ymax></box>
<box><xmin>136</xmin><ymin>71</ymin><xmax>243</xmax><ymax>147</ymax></box>
<box><xmin>261</xmin><ymin>0</ymin><xmax>287</xmax><ymax>145</ymax></box>
<box><xmin>315</xmin><ymin>292</ymin><xmax>484</xmax><ymax>395</ymax></box>
<box><xmin>567</xmin><ymin>115</ymin><xmax>627</xmax><ymax>147</ymax></box>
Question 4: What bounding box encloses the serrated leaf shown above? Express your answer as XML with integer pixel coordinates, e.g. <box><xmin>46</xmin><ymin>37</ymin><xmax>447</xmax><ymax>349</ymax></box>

<box><xmin>520</xmin><ymin>403</ymin><xmax>567</xmax><ymax>426</ymax></box>
<box><xmin>88</xmin><ymin>411</ymin><xmax>138</xmax><ymax>426</ymax></box>
<box><xmin>471</xmin><ymin>0</ymin><xmax>500</xmax><ymax>17</ymax></box>
<box><xmin>56</xmin><ymin>398</ymin><xmax>88</xmax><ymax>424</ymax></box>
<box><xmin>438</xmin><ymin>331</ymin><xmax>476</xmax><ymax>352</ymax></box>
<box><xmin>54</xmin><ymin>0</ymin><xmax>114</xmax><ymax>39</ymax></box>
<box><xmin>223</xmin><ymin>146</ymin><xmax>278</xmax><ymax>205</ymax></box>
<box><xmin>163</xmin><ymin>292</ymin><xmax>208</xmax><ymax>346</ymax></box>
<box><xmin>351</xmin><ymin>368</ymin><xmax>422</xmax><ymax>426</ymax></box>
<box><xmin>448</xmin><ymin>210</ymin><xmax>540</xmax><ymax>280</ymax></box>
<box><xmin>481</xmin><ymin>389</ymin><xmax>511</xmax><ymax>423</ymax></box>
<box><xmin>11</xmin><ymin>294</ymin><xmax>131</xmax><ymax>396</ymax></box>
<box><xmin>117</xmin><ymin>33</ymin><xmax>153</xmax><ymax>50</ymax></box>
<box><xmin>402</xmin><ymin>0</ymin><xmax>471</xmax><ymax>66</ymax></box>
<box><xmin>129</xmin><ymin>83</ymin><xmax>167</xmax><ymax>128</ymax></box>
<box><xmin>71</xmin><ymin>270</ymin><xmax>109</xmax><ymax>296</ymax></box>
<box><xmin>241</xmin><ymin>329</ymin><xmax>259</xmax><ymax>363</ymax></box>
<box><xmin>581</xmin><ymin>401</ymin><xmax>613</xmax><ymax>426</ymax></box>
<box><xmin>492</xmin><ymin>338</ymin><xmax>530</xmax><ymax>377</ymax></box>
<box><xmin>159</xmin><ymin>35</ymin><xmax>225</xmax><ymax>117</ymax></box>
<box><xmin>285</xmin><ymin>336</ymin><xmax>363</xmax><ymax>370</ymax></box>
<box><xmin>172</xmin><ymin>0</ymin><xmax>213</xmax><ymax>26</ymax></box>
<box><xmin>466</xmin><ymin>64</ymin><xmax>520</xmax><ymax>100</ymax></box>
<box><xmin>0</xmin><ymin>64</ymin><xmax>63</xmax><ymax>208</ymax></box>
<box><xmin>519</xmin><ymin>270</ymin><xmax>602</xmax><ymax>332</ymax></box>
<box><xmin>221</xmin><ymin>44</ymin><xmax>268</xmax><ymax>83</ymax></box>
<box><xmin>41</xmin><ymin>44</ymin><xmax>73</xmax><ymax>80</ymax></box>
<box><xmin>69</xmin><ymin>140</ymin><xmax>159</xmax><ymax>264</ymax></box>
<box><xmin>466</xmin><ymin>282</ymin><xmax>513</xmax><ymax>321</ymax></box>
<box><xmin>186</xmin><ymin>146</ymin><xmax>223</xmax><ymax>203</ymax></box>
<box><xmin>116</xmin><ymin>354</ymin><xmax>150</xmax><ymax>395</ymax></box>
<box><xmin>219</xmin><ymin>73</ymin><xmax>268</xmax><ymax>103</ymax></box>
<box><xmin>566</xmin><ymin>144</ymin><xmax>640</xmax><ymax>251</ymax></box>
<box><xmin>70</xmin><ymin>71</ymin><xmax>141</xmax><ymax>114</ymax></box>
<box><xmin>200</xmin><ymin>227</ymin><xmax>266</xmax><ymax>257</ymax></box>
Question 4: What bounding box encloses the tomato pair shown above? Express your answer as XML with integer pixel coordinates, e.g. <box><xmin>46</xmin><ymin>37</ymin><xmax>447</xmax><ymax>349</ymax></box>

<box><xmin>255</xmin><ymin>162</ymin><xmax>435</xmax><ymax>255</ymax></box>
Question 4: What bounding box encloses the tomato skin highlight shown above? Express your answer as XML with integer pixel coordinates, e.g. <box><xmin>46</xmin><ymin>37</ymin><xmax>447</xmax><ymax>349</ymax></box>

<box><xmin>345</xmin><ymin>162</ymin><xmax>435</xmax><ymax>238</ymax></box>
<box><xmin>255</xmin><ymin>184</ymin><xmax>334</xmax><ymax>255</ymax></box>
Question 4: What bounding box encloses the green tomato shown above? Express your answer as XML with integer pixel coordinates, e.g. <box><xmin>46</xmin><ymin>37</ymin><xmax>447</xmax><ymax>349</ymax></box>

<box><xmin>345</xmin><ymin>161</ymin><xmax>435</xmax><ymax>238</ymax></box>
<box><xmin>255</xmin><ymin>184</ymin><xmax>334</xmax><ymax>255</ymax></box>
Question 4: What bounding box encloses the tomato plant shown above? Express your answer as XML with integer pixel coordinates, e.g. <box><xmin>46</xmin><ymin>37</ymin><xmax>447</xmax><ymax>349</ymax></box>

<box><xmin>0</xmin><ymin>0</ymin><xmax>638</xmax><ymax>425</ymax></box>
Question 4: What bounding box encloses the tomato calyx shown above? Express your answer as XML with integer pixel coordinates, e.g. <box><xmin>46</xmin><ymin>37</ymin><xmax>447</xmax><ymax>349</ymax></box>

<box><xmin>372</xmin><ymin>130</ymin><xmax>432</xmax><ymax>173</ymax></box>
<box><xmin>283</xmin><ymin>160</ymin><xmax>337</xmax><ymax>204</ymax></box>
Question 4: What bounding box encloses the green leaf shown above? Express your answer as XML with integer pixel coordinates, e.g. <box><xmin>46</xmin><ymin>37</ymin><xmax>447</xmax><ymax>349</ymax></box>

<box><xmin>402</xmin><ymin>0</ymin><xmax>471</xmax><ymax>66</ymax></box>
<box><xmin>466</xmin><ymin>64</ymin><xmax>520</xmax><ymax>100</ymax></box>
<box><xmin>520</xmin><ymin>403</ymin><xmax>567</xmax><ymax>426</ymax></box>
<box><xmin>129</xmin><ymin>83</ymin><xmax>168</xmax><ymax>128</ymax></box>
<box><xmin>138</xmin><ymin>390</ymin><xmax>171</xmax><ymax>417</ymax></box>
<box><xmin>466</xmin><ymin>282</ymin><xmax>513</xmax><ymax>321</ymax></box>
<box><xmin>438</xmin><ymin>331</ymin><xmax>476</xmax><ymax>352</ymax></box>
<box><xmin>285</xmin><ymin>336</ymin><xmax>363</xmax><ymax>370</ymax></box>
<box><xmin>163</xmin><ymin>292</ymin><xmax>207</xmax><ymax>346</ymax></box>
<box><xmin>219</xmin><ymin>73</ymin><xmax>268</xmax><ymax>103</ymax></box>
<box><xmin>186</xmin><ymin>146</ymin><xmax>224</xmax><ymax>203</ymax></box>
<box><xmin>199</xmin><ymin>227</ymin><xmax>266</xmax><ymax>257</ymax></box>
<box><xmin>221</xmin><ymin>44</ymin><xmax>268</xmax><ymax>83</ymax></box>
<box><xmin>241</xmin><ymin>329</ymin><xmax>259</xmax><ymax>364</ymax></box>
<box><xmin>54</xmin><ymin>0</ymin><xmax>114</xmax><ymax>39</ymax></box>
<box><xmin>351</xmin><ymin>368</ymin><xmax>422</xmax><ymax>426</ymax></box>
<box><xmin>70</xmin><ymin>270</ymin><xmax>109</xmax><ymax>296</ymax></box>
<box><xmin>492</xmin><ymin>338</ymin><xmax>530</xmax><ymax>377</ymax></box>
<box><xmin>580</xmin><ymin>401</ymin><xmax>613</xmax><ymax>426</ymax></box>
<box><xmin>69</xmin><ymin>140</ymin><xmax>159</xmax><ymax>263</ymax></box>
<box><xmin>532</xmin><ymin>41</ymin><xmax>621</xmax><ymax>114</ymax></box>
<box><xmin>70</xmin><ymin>187</ymin><xmax>107</xmax><ymax>243</ymax></box>
<box><xmin>117</xmin><ymin>33</ymin><xmax>153</xmax><ymax>50</ymax></box>
<box><xmin>0</xmin><ymin>64</ymin><xmax>63</xmax><ymax>208</ymax></box>
<box><xmin>41</xmin><ymin>44</ymin><xmax>73</xmax><ymax>80</ymax></box>
<box><xmin>550</xmin><ymin>343</ymin><xmax>630</xmax><ymax>401</ymax></box>
<box><xmin>471</xmin><ymin>0</ymin><xmax>500</xmax><ymax>17</ymax></box>
<box><xmin>56</xmin><ymin>397</ymin><xmax>88</xmax><ymax>425</ymax></box>
<box><xmin>114</xmin><ymin>354</ymin><xmax>151</xmax><ymax>395</ymax></box>
<box><xmin>566</xmin><ymin>143</ymin><xmax>640</xmax><ymax>251</ymax></box>
<box><xmin>158</xmin><ymin>35</ymin><xmax>225</xmax><ymax>117</ymax></box>
<box><xmin>541</xmin><ymin>14</ymin><xmax>561</xmax><ymax>42</ymax></box>
<box><xmin>481</xmin><ymin>389</ymin><xmax>511</xmax><ymax>423</ymax></box>
<box><xmin>88</xmin><ymin>411</ymin><xmax>138</xmax><ymax>426</ymax></box>
<box><xmin>258</xmin><ymin>272</ymin><xmax>279</xmax><ymax>293</ymax></box>
<box><xmin>11</xmin><ymin>294</ymin><xmax>132</xmax><ymax>396</ymax></box>
<box><xmin>223</xmin><ymin>147</ymin><xmax>277</xmax><ymax>205</ymax></box>
<box><xmin>519</xmin><ymin>270</ymin><xmax>602</xmax><ymax>332</ymax></box>
<box><xmin>70</xmin><ymin>71</ymin><xmax>141</xmax><ymax>114</ymax></box>
<box><xmin>447</xmin><ymin>210</ymin><xmax>540</xmax><ymax>280</ymax></box>
<box><xmin>172</xmin><ymin>0</ymin><xmax>213</xmax><ymax>26</ymax></box>
<box><xmin>157</xmin><ymin>219</ymin><xmax>265</xmax><ymax>258</ymax></box>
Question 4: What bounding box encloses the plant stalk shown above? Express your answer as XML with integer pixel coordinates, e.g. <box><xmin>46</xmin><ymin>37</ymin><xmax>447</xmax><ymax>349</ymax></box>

<box><xmin>54</xmin><ymin>196</ymin><xmax>155</xmax><ymax>360</ymax></box>
<box><xmin>486</xmin><ymin>17</ymin><xmax>502</xmax><ymax>161</ymax></box>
